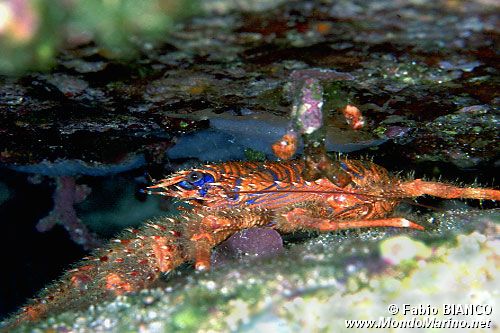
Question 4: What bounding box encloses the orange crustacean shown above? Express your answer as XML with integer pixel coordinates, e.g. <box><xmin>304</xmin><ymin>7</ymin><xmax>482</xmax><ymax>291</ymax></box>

<box><xmin>6</xmin><ymin>152</ymin><xmax>498</xmax><ymax>329</ymax></box>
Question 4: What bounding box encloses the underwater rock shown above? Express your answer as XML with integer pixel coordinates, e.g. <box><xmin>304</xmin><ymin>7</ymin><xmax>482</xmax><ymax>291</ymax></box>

<box><xmin>167</xmin><ymin>111</ymin><xmax>386</xmax><ymax>161</ymax></box>
<box><xmin>1</xmin><ymin>0</ymin><xmax>499</xmax><ymax>324</ymax></box>
<box><xmin>379</xmin><ymin>235</ymin><xmax>431</xmax><ymax>266</ymax></box>
<box><xmin>1</xmin><ymin>0</ymin><xmax>497</xmax><ymax>170</ymax></box>
<box><xmin>410</xmin><ymin>104</ymin><xmax>498</xmax><ymax>168</ymax></box>
<box><xmin>10</xmin><ymin>209</ymin><xmax>498</xmax><ymax>332</ymax></box>
<box><xmin>8</xmin><ymin>155</ymin><xmax>146</xmax><ymax>177</ymax></box>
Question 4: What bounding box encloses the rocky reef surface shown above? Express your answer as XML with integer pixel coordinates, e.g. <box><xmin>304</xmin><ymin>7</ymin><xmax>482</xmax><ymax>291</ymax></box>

<box><xmin>1</xmin><ymin>0</ymin><xmax>498</xmax><ymax>171</ymax></box>
<box><xmin>12</xmin><ymin>209</ymin><xmax>499</xmax><ymax>332</ymax></box>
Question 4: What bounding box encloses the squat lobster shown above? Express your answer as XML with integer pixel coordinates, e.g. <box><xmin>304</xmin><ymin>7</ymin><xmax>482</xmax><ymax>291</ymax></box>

<box><xmin>4</xmin><ymin>128</ymin><xmax>500</xmax><ymax>329</ymax></box>
<box><xmin>5</xmin><ymin>158</ymin><xmax>499</xmax><ymax>329</ymax></box>
<box><xmin>146</xmin><ymin>158</ymin><xmax>500</xmax><ymax>271</ymax></box>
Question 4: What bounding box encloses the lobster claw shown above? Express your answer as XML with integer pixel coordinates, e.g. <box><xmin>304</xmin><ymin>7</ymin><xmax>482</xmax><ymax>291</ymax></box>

<box><xmin>143</xmin><ymin>172</ymin><xmax>208</xmax><ymax>200</ymax></box>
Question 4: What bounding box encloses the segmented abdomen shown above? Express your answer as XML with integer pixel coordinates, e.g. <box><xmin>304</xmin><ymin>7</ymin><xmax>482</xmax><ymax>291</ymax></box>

<box><xmin>4</xmin><ymin>207</ymin><xmax>276</xmax><ymax>329</ymax></box>
<box><xmin>7</xmin><ymin>218</ymin><xmax>189</xmax><ymax>327</ymax></box>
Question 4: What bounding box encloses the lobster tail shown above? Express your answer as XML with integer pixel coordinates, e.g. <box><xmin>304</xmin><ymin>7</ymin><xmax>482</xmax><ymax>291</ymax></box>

<box><xmin>4</xmin><ymin>206</ymin><xmax>276</xmax><ymax>329</ymax></box>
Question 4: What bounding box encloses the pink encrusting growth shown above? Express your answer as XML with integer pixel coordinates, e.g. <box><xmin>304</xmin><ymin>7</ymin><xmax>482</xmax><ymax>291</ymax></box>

<box><xmin>291</xmin><ymin>78</ymin><xmax>324</xmax><ymax>135</ymax></box>
<box><xmin>37</xmin><ymin>176</ymin><xmax>100</xmax><ymax>250</ymax></box>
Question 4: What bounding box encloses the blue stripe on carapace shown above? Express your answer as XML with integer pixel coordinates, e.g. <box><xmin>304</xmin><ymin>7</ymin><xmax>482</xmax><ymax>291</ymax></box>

<box><xmin>230</xmin><ymin>178</ymin><xmax>242</xmax><ymax>200</ymax></box>
<box><xmin>262</xmin><ymin>181</ymin><xmax>279</xmax><ymax>191</ymax></box>
<box><xmin>204</xmin><ymin>174</ymin><xmax>215</xmax><ymax>183</ymax></box>
<box><xmin>192</xmin><ymin>173</ymin><xmax>215</xmax><ymax>187</ymax></box>
<box><xmin>266</xmin><ymin>167</ymin><xmax>279</xmax><ymax>181</ymax></box>
<box><xmin>282</xmin><ymin>164</ymin><xmax>291</xmax><ymax>183</ymax></box>
<box><xmin>340</xmin><ymin>161</ymin><xmax>363</xmax><ymax>179</ymax></box>
<box><xmin>291</xmin><ymin>163</ymin><xmax>301</xmax><ymax>182</ymax></box>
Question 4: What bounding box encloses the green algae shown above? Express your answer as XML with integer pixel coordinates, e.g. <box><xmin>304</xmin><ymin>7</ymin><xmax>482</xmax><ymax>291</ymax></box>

<box><xmin>0</xmin><ymin>0</ymin><xmax>201</xmax><ymax>74</ymax></box>
<box><xmin>244</xmin><ymin>148</ymin><xmax>267</xmax><ymax>162</ymax></box>
<box><xmin>323</xmin><ymin>81</ymin><xmax>355</xmax><ymax>113</ymax></box>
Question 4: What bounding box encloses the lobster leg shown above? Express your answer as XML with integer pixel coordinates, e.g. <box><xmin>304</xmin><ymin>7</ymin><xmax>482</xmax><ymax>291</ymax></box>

<box><xmin>278</xmin><ymin>208</ymin><xmax>424</xmax><ymax>232</ymax></box>
<box><xmin>191</xmin><ymin>230</ymin><xmax>236</xmax><ymax>271</ymax></box>
<box><xmin>189</xmin><ymin>209</ymin><xmax>274</xmax><ymax>271</ymax></box>
<box><xmin>189</xmin><ymin>214</ymin><xmax>240</xmax><ymax>271</ymax></box>
<box><xmin>191</xmin><ymin>237</ymin><xmax>213</xmax><ymax>271</ymax></box>
<box><xmin>399</xmin><ymin>179</ymin><xmax>500</xmax><ymax>200</ymax></box>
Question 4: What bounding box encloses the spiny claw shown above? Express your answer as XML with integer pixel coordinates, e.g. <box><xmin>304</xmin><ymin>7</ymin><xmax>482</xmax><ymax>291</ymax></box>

<box><xmin>147</xmin><ymin>174</ymin><xmax>188</xmax><ymax>189</ymax></box>
<box><xmin>142</xmin><ymin>186</ymin><xmax>168</xmax><ymax>196</ymax></box>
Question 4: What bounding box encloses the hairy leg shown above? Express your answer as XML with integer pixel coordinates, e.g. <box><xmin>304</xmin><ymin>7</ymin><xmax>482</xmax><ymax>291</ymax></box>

<box><xmin>188</xmin><ymin>208</ymin><xmax>274</xmax><ymax>270</ymax></box>
<box><xmin>278</xmin><ymin>207</ymin><xmax>424</xmax><ymax>233</ymax></box>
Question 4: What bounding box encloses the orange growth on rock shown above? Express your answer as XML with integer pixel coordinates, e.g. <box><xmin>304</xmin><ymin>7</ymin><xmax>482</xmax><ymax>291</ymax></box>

<box><xmin>272</xmin><ymin>132</ymin><xmax>298</xmax><ymax>160</ymax></box>
<box><xmin>342</xmin><ymin>104</ymin><xmax>365</xmax><ymax>130</ymax></box>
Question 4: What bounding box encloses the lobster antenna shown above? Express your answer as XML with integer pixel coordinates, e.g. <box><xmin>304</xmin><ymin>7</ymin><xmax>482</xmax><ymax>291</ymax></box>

<box><xmin>144</xmin><ymin>172</ymin><xmax>154</xmax><ymax>183</ymax></box>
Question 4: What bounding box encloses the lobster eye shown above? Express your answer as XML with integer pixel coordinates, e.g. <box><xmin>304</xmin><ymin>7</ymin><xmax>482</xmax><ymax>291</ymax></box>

<box><xmin>187</xmin><ymin>171</ymin><xmax>203</xmax><ymax>184</ymax></box>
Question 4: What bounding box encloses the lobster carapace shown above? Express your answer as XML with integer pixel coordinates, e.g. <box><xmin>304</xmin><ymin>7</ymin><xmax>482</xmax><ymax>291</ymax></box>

<box><xmin>146</xmin><ymin>158</ymin><xmax>499</xmax><ymax>236</ymax></box>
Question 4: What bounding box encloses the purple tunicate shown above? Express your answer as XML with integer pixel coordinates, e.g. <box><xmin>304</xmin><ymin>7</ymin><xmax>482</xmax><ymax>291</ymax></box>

<box><xmin>384</xmin><ymin>126</ymin><xmax>411</xmax><ymax>138</ymax></box>
<box><xmin>288</xmin><ymin>69</ymin><xmax>353</xmax><ymax>136</ymax></box>
<box><xmin>291</xmin><ymin>78</ymin><xmax>324</xmax><ymax>134</ymax></box>
<box><xmin>211</xmin><ymin>228</ymin><xmax>284</xmax><ymax>268</ymax></box>
<box><xmin>43</xmin><ymin>73</ymin><xmax>89</xmax><ymax>96</ymax></box>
